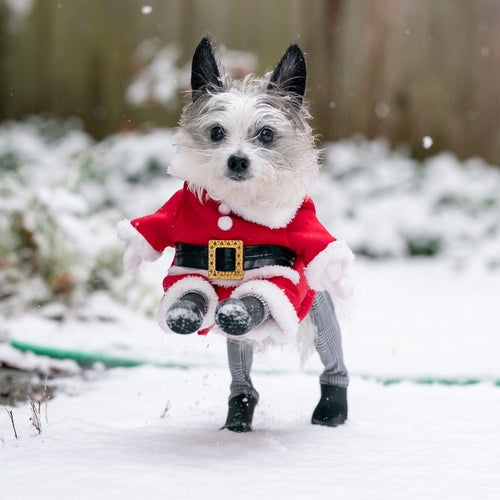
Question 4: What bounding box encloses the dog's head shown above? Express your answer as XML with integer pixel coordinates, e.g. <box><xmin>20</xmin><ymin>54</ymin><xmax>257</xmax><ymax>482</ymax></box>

<box><xmin>169</xmin><ymin>37</ymin><xmax>319</xmax><ymax>228</ymax></box>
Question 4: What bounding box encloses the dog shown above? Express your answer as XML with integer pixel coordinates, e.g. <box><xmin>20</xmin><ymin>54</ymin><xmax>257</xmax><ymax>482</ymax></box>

<box><xmin>118</xmin><ymin>37</ymin><xmax>354</xmax><ymax>431</ymax></box>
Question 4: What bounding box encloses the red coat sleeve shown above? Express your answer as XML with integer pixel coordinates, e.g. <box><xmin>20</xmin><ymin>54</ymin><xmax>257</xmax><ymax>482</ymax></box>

<box><xmin>287</xmin><ymin>198</ymin><xmax>354</xmax><ymax>298</ymax></box>
<box><xmin>131</xmin><ymin>189</ymin><xmax>183</xmax><ymax>252</ymax></box>
<box><xmin>286</xmin><ymin>197</ymin><xmax>336</xmax><ymax>265</ymax></box>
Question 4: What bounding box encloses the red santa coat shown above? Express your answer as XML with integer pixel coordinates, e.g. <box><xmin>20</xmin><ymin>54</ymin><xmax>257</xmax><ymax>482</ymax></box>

<box><xmin>118</xmin><ymin>182</ymin><xmax>354</xmax><ymax>344</ymax></box>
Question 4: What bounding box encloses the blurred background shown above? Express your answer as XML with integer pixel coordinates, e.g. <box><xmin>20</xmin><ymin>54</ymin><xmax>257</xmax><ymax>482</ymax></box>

<box><xmin>1</xmin><ymin>0</ymin><xmax>499</xmax><ymax>163</ymax></box>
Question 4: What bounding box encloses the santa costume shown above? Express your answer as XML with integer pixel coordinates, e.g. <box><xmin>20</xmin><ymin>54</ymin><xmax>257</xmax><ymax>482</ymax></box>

<box><xmin>118</xmin><ymin>182</ymin><xmax>353</xmax><ymax>345</ymax></box>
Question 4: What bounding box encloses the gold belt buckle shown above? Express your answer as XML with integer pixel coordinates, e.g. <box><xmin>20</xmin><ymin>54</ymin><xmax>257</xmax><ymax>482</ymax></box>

<box><xmin>208</xmin><ymin>240</ymin><xmax>244</xmax><ymax>280</ymax></box>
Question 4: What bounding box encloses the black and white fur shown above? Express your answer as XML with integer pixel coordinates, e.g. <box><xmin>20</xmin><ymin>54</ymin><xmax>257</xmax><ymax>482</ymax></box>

<box><xmin>168</xmin><ymin>38</ymin><xmax>319</xmax><ymax>229</ymax></box>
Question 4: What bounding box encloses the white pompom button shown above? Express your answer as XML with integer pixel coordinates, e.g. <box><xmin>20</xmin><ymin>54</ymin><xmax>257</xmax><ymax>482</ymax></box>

<box><xmin>218</xmin><ymin>216</ymin><xmax>233</xmax><ymax>231</ymax></box>
<box><xmin>218</xmin><ymin>203</ymin><xmax>231</xmax><ymax>215</ymax></box>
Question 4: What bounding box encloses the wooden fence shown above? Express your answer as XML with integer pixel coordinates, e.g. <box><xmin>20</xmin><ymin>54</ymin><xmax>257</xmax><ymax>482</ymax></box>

<box><xmin>1</xmin><ymin>0</ymin><xmax>499</xmax><ymax>164</ymax></box>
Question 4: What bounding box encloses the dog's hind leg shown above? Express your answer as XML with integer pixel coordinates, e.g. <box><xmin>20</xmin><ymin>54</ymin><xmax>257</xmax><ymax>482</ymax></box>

<box><xmin>222</xmin><ymin>338</ymin><xmax>259</xmax><ymax>432</ymax></box>
<box><xmin>310</xmin><ymin>290</ymin><xmax>349</xmax><ymax>426</ymax></box>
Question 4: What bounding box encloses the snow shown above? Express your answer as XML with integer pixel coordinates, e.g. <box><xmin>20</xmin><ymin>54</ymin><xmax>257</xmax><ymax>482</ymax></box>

<box><xmin>2</xmin><ymin>365</ymin><xmax>499</xmax><ymax>498</ymax></box>
<box><xmin>2</xmin><ymin>119</ymin><xmax>500</xmax><ymax>498</ymax></box>
<box><xmin>346</xmin><ymin>259</ymin><xmax>500</xmax><ymax>382</ymax></box>
<box><xmin>316</xmin><ymin>139</ymin><xmax>500</xmax><ymax>264</ymax></box>
<box><xmin>0</xmin><ymin>343</ymin><xmax>79</xmax><ymax>375</ymax></box>
<box><xmin>2</xmin><ymin>258</ymin><xmax>500</xmax><ymax>499</ymax></box>
<box><xmin>423</xmin><ymin>135</ymin><xmax>434</xmax><ymax>149</ymax></box>
<box><xmin>126</xmin><ymin>44</ymin><xmax>187</xmax><ymax>109</ymax></box>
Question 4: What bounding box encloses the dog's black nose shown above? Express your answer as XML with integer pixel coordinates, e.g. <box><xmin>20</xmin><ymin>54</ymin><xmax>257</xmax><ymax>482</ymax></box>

<box><xmin>227</xmin><ymin>154</ymin><xmax>250</xmax><ymax>174</ymax></box>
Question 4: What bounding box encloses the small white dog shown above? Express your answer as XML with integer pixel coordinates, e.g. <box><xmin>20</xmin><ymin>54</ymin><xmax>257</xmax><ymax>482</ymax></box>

<box><xmin>118</xmin><ymin>37</ymin><xmax>353</xmax><ymax>431</ymax></box>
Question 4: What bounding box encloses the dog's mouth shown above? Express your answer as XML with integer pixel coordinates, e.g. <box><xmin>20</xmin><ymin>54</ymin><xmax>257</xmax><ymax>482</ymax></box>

<box><xmin>227</xmin><ymin>172</ymin><xmax>252</xmax><ymax>182</ymax></box>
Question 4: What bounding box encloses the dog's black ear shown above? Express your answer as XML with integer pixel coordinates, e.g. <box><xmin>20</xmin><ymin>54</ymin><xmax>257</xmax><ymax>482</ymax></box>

<box><xmin>191</xmin><ymin>37</ymin><xmax>222</xmax><ymax>102</ymax></box>
<box><xmin>268</xmin><ymin>44</ymin><xmax>306</xmax><ymax>108</ymax></box>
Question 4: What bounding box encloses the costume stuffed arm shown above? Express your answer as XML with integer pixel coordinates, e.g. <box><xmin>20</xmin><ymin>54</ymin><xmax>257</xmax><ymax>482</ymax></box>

<box><xmin>288</xmin><ymin>198</ymin><xmax>355</xmax><ymax>300</ymax></box>
<box><xmin>117</xmin><ymin>189</ymin><xmax>183</xmax><ymax>271</ymax></box>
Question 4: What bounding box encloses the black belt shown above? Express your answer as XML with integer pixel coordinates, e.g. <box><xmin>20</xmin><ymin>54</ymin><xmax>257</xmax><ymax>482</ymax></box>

<box><xmin>174</xmin><ymin>240</ymin><xmax>296</xmax><ymax>280</ymax></box>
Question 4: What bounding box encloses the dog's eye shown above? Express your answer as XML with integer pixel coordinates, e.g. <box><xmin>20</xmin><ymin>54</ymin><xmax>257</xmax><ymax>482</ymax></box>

<box><xmin>210</xmin><ymin>126</ymin><xmax>225</xmax><ymax>142</ymax></box>
<box><xmin>258</xmin><ymin>127</ymin><xmax>274</xmax><ymax>144</ymax></box>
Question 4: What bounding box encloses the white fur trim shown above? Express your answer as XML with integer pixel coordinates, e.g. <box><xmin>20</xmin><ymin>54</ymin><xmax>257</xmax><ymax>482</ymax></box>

<box><xmin>227</xmin><ymin>201</ymin><xmax>303</xmax><ymax>229</ymax></box>
<box><xmin>178</xmin><ymin>179</ymin><xmax>305</xmax><ymax>229</ymax></box>
<box><xmin>229</xmin><ymin>280</ymin><xmax>299</xmax><ymax>346</ymax></box>
<box><xmin>167</xmin><ymin>265</ymin><xmax>300</xmax><ymax>287</ymax></box>
<box><xmin>305</xmin><ymin>240</ymin><xmax>355</xmax><ymax>300</ymax></box>
<box><xmin>117</xmin><ymin>219</ymin><xmax>162</xmax><ymax>271</ymax></box>
<box><xmin>156</xmin><ymin>276</ymin><xmax>218</xmax><ymax>334</ymax></box>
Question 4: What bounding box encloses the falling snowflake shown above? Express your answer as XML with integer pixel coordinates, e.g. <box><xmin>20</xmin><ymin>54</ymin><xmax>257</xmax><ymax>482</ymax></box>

<box><xmin>422</xmin><ymin>136</ymin><xmax>433</xmax><ymax>149</ymax></box>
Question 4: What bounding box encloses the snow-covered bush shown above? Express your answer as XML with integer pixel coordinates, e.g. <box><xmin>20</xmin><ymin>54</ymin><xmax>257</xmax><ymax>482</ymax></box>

<box><xmin>126</xmin><ymin>42</ymin><xmax>187</xmax><ymax>109</ymax></box>
<box><xmin>0</xmin><ymin>118</ymin><xmax>177</xmax><ymax>316</ymax></box>
<box><xmin>315</xmin><ymin>138</ymin><xmax>500</xmax><ymax>267</ymax></box>
<box><xmin>125</xmin><ymin>41</ymin><xmax>257</xmax><ymax>110</ymax></box>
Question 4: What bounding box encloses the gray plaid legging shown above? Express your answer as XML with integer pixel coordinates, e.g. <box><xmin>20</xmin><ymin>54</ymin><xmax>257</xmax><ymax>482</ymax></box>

<box><xmin>226</xmin><ymin>290</ymin><xmax>349</xmax><ymax>401</ymax></box>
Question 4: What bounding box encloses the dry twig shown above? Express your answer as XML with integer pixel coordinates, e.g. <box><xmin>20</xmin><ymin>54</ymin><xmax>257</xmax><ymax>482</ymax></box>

<box><xmin>5</xmin><ymin>407</ymin><xmax>18</xmax><ymax>439</ymax></box>
<box><xmin>29</xmin><ymin>397</ymin><xmax>42</xmax><ymax>435</ymax></box>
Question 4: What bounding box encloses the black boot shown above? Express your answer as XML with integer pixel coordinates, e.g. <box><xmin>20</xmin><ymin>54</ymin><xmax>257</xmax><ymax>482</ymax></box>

<box><xmin>222</xmin><ymin>393</ymin><xmax>258</xmax><ymax>432</ymax></box>
<box><xmin>311</xmin><ymin>384</ymin><xmax>348</xmax><ymax>427</ymax></box>
<box><xmin>215</xmin><ymin>296</ymin><xmax>268</xmax><ymax>336</ymax></box>
<box><xmin>166</xmin><ymin>292</ymin><xmax>208</xmax><ymax>334</ymax></box>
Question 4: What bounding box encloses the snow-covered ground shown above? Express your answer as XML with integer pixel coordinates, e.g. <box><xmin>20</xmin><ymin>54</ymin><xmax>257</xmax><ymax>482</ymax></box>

<box><xmin>2</xmin><ymin>258</ymin><xmax>500</xmax><ymax>499</ymax></box>
<box><xmin>2</xmin><ymin>365</ymin><xmax>499</xmax><ymax>499</ymax></box>
<box><xmin>1</xmin><ymin>119</ymin><xmax>500</xmax><ymax>498</ymax></box>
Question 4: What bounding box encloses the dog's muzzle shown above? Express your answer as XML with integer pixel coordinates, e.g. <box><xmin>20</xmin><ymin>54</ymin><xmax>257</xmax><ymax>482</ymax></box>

<box><xmin>174</xmin><ymin>241</ymin><xmax>296</xmax><ymax>280</ymax></box>
<box><xmin>227</xmin><ymin>154</ymin><xmax>251</xmax><ymax>181</ymax></box>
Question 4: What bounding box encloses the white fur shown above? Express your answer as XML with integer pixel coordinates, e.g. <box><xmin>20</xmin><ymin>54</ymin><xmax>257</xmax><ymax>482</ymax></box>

<box><xmin>169</xmin><ymin>85</ymin><xmax>319</xmax><ymax>228</ymax></box>
<box><xmin>296</xmin><ymin>313</ymin><xmax>318</xmax><ymax>366</ymax></box>
<box><xmin>117</xmin><ymin>219</ymin><xmax>161</xmax><ymax>271</ymax></box>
